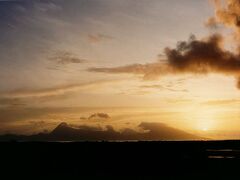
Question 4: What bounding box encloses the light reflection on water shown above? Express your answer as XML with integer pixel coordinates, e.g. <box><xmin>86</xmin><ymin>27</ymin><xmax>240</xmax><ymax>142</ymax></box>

<box><xmin>206</xmin><ymin>149</ymin><xmax>240</xmax><ymax>152</ymax></box>
<box><xmin>208</xmin><ymin>156</ymin><xmax>235</xmax><ymax>159</ymax></box>
<box><xmin>207</xmin><ymin>149</ymin><xmax>240</xmax><ymax>159</ymax></box>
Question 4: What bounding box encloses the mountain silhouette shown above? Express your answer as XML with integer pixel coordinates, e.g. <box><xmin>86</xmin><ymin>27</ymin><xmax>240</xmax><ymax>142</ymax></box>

<box><xmin>50</xmin><ymin>122</ymin><xmax>76</xmax><ymax>136</ymax></box>
<box><xmin>0</xmin><ymin>122</ymin><xmax>203</xmax><ymax>141</ymax></box>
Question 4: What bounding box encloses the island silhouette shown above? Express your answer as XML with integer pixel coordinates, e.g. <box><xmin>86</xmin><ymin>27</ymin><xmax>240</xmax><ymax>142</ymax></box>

<box><xmin>0</xmin><ymin>121</ymin><xmax>202</xmax><ymax>141</ymax></box>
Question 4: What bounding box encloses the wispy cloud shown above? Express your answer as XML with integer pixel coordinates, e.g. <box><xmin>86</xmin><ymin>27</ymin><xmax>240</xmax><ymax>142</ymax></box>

<box><xmin>165</xmin><ymin>98</ymin><xmax>193</xmax><ymax>104</ymax></box>
<box><xmin>140</xmin><ymin>85</ymin><xmax>188</xmax><ymax>92</ymax></box>
<box><xmin>206</xmin><ymin>0</ymin><xmax>240</xmax><ymax>42</ymax></box>
<box><xmin>88</xmin><ymin>62</ymin><xmax>171</xmax><ymax>80</ymax></box>
<box><xmin>203</xmin><ymin>99</ymin><xmax>240</xmax><ymax>106</ymax></box>
<box><xmin>49</xmin><ymin>51</ymin><xmax>87</xmax><ymax>65</ymax></box>
<box><xmin>88</xmin><ymin>33</ymin><xmax>113</xmax><ymax>43</ymax></box>
<box><xmin>0</xmin><ymin>98</ymin><xmax>26</xmax><ymax>107</ymax></box>
<box><xmin>0</xmin><ymin>80</ymin><xmax>116</xmax><ymax>99</ymax></box>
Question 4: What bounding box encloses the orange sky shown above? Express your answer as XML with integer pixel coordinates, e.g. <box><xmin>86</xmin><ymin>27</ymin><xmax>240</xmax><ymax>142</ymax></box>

<box><xmin>0</xmin><ymin>0</ymin><xmax>240</xmax><ymax>139</ymax></box>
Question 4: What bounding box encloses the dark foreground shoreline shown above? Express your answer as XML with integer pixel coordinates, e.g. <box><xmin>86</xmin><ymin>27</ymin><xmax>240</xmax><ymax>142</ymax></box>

<box><xmin>1</xmin><ymin>140</ymin><xmax>240</xmax><ymax>179</ymax></box>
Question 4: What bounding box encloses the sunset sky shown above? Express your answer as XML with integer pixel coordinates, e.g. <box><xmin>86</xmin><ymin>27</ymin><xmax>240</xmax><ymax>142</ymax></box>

<box><xmin>1</xmin><ymin>0</ymin><xmax>240</xmax><ymax>139</ymax></box>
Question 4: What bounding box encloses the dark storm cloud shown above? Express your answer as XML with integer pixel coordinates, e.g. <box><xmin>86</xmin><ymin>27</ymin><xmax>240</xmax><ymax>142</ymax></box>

<box><xmin>164</xmin><ymin>34</ymin><xmax>240</xmax><ymax>74</ymax></box>
<box><xmin>89</xmin><ymin>34</ymin><xmax>240</xmax><ymax>89</ymax></box>
<box><xmin>164</xmin><ymin>33</ymin><xmax>240</xmax><ymax>89</ymax></box>
<box><xmin>88</xmin><ymin>0</ymin><xmax>240</xmax><ymax>90</ymax></box>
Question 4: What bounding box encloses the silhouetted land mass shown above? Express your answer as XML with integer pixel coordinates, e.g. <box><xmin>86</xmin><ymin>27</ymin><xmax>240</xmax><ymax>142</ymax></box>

<box><xmin>0</xmin><ymin>123</ymin><xmax>240</xmax><ymax>179</ymax></box>
<box><xmin>0</xmin><ymin>122</ymin><xmax>202</xmax><ymax>141</ymax></box>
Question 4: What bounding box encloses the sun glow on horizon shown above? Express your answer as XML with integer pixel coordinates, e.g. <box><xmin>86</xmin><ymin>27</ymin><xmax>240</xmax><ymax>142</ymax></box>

<box><xmin>201</xmin><ymin>127</ymin><xmax>209</xmax><ymax>132</ymax></box>
<box><xmin>1</xmin><ymin>0</ymin><xmax>240</xmax><ymax>140</ymax></box>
